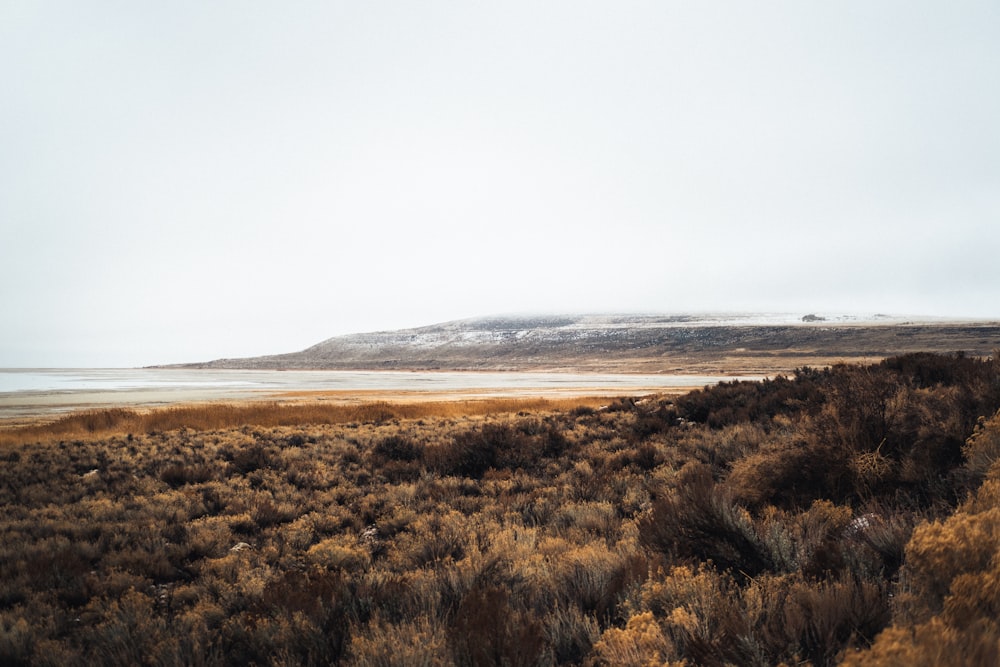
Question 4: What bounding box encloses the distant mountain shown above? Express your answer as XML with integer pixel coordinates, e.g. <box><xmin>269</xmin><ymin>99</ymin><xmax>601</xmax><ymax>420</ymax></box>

<box><xmin>169</xmin><ymin>313</ymin><xmax>1000</xmax><ymax>375</ymax></box>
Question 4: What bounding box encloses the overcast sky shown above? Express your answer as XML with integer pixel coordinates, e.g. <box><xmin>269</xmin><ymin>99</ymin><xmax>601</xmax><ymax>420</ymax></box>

<box><xmin>2</xmin><ymin>2</ymin><xmax>999</xmax><ymax>367</ymax></box>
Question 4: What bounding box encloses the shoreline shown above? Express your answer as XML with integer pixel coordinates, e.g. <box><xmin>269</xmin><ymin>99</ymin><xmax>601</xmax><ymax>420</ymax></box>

<box><xmin>0</xmin><ymin>368</ymin><xmax>732</xmax><ymax>427</ymax></box>
<box><xmin>0</xmin><ymin>386</ymin><xmax>702</xmax><ymax>435</ymax></box>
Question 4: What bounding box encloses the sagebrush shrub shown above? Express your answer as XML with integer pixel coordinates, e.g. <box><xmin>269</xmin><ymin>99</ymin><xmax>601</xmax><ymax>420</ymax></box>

<box><xmin>2</xmin><ymin>353</ymin><xmax>998</xmax><ymax>665</ymax></box>
<box><xmin>640</xmin><ymin>464</ymin><xmax>774</xmax><ymax>577</ymax></box>
<box><xmin>451</xmin><ymin>585</ymin><xmax>547</xmax><ymax>667</ymax></box>
<box><xmin>964</xmin><ymin>410</ymin><xmax>1000</xmax><ymax>483</ymax></box>
<box><xmin>588</xmin><ymin>611</ymin><xmax>676</xmax><ymax>666</ymax></box>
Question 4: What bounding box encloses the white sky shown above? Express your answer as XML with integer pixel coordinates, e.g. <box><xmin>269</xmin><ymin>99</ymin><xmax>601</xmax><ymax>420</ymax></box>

<box><xmin>2</xmin><ymin>1</ymin><xmax>999</xmax><ymax>367</ymax></box>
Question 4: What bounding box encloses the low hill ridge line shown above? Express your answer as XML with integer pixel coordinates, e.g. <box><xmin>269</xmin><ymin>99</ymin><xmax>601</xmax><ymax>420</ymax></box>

<box><xmin>160</xmin><ymin>313</ymin><xmax>1000</xmax><ymax>375</ymax></box>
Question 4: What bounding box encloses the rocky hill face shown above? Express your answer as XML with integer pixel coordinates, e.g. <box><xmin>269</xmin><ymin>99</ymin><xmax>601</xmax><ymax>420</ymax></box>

<box><xmin>174</xmin><ymin>314</ymin><xmax>1000</xmax><ymax>375</ymax></box>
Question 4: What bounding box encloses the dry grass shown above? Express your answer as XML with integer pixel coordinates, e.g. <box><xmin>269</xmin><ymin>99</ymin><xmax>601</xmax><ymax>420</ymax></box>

<box><xmin>0</xmin><ymin>395</ymin><xmax>613</xmax><ymax>447</ymax></box>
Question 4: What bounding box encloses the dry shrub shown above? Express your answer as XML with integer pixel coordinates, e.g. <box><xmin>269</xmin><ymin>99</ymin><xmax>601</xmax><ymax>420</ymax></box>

<box><xmin>424</xmin><ymin>428</ymin><xmax>495</xmax><ymax>479</ymax></box>
<box><xmin>0</xmin><ymin>614</ymin><xmax>34</xmax><ymax>666</ymax></box>
<box><xmin>839</xmin><ymin>618</ymin><xmax>1000</xmax><ymax>667</ymax></box>
<box><xmin>450</xmin><ymin>585</ymin><xmax>546</xmax><ymax>667</ymax></box>
<box><xmin>602</xmin><ymin>443</ymin><xmax>647</xmax><ymax>472</ymax></box>
<box><xmin>640</xmin><ymin>464</ymin><xmax>774</xmax><ymax>578</ymax></box>
<box><xmin>727</xmin><ymin>434</ymin><xmax>854</xmax><ymax>510</ymax></box>
<box><xmin>546</xmin><ymin>603</ymin><xmax>601</xmax><ymax>665</ymax></box>
<box><xmin>901</xmin><ymin>507</ymin><xmax>1000</xmax><ymax>617</ymax></box>
<box><xmin>758</xmin><ymin>500</ymin><xmax>913</xmax><ymax>582</ymax></box>
<box><xmin>777</xmin><ymin>575</ymin><xmax>890</xmax><ymax>666</ymax></box>
<box><xmin>705</xmin><ymin>422</ymin><xmax>772</xmax><ymax>468</ymax></box>
<box><xmin>160</xmin><ymin>462</ymin><xmax>215</xmax><ymax>489</ymax></box>
<box><xmin>285</xmin><ymin>458</ymin><xmax>335</xmax><ymax>490</ymax></box>
<box><xmin>819</xmin><ymin>366</ymin><xmax>907</xmax><ymax>454</ymax></box>
<box><xmin>21</xmin><ymin>536</ymin><xmax>94</xmax><ymax>596</ymax></box>
<box><xmin>305</xmin><ymin>537</ymin><xmax>370</xmax><ymax>571</ymax></box>
<box><xmin>347</xmin><ymin>615</ymin><xmax>450</xmax><ymax>666</ymax></box>
<box><xmin>258</xmin><ymin>568</ymin><xmax>349</xmax><ymax>619</ymax></box>
<box><xmin>233</xmin><ymin>568</ymin><xmax>356</xmax><ymax>665</ymax></box>
<box><xmin>850</xmin><ymin>445</ymin><xmax>893</xmax><ymax>495</ymax></box>
<box><xmin>637</xmin><ymin>564</ymin><xmax>761</xmax><ymax>665</ymax></box>
<box><xmin>222</xmin><ymin>609</ymin><xmax>340</xmax><ymax>667</ymax></box>
<box><xmin>371</xmin><ymin>434</ymin><xmax>421</xmax><ymax>463</ymax></box>
<box><xmin>555</xmin><ymin>501</ymin><xmax>620</xmax><ymax>540</ymax></box>
<box><xmin>552</xmin><ymin>542</ymin><xmax>647</xmax><ymax>621</ymax></box>
<box><xmin>390</xmin><ymin>511</ymin><xmax>469</xmax><ymax>569</ymax></box>
<box><xmin>726</xmin><ymin>447</ymin><xmax>794</xmax><ymax>508</ymax></box>
<box><xmin>639</xmin><ymin>564</ymin><xmax>734</xmax><ymax>636</ymax></box>
<box><xmin>84</xmin><ymin>569</ymin><xmax>151</xmax><ymax>602</ymax></box>
<box><xmin>587</xmin><ymin>611</ymin><xmax>678</xmax><ymax>666</ymax></box>
<box><xmin>963</xmin><ymin>410</ymin><xmax>1000</xmax><ymax>483</ymax></box>
<box><xmin>844</xmin><ymin>509</ymin><xmax>919</xmax><ymax>579</ymax></box>
<box><xmin>79</xmin><ymin>589</ymin><xmax>169</xmax><ymax>666</ymax></box>
<box><xmin>675</xmin><ymin>372</ymin><xmax>827</xmax><ymax>429</ymax></box>
<box><xmin>846</xmin><ymin>415</ymin><xmax>1000</xmax><ymax>665</ymax></box>
<box><xmin>756</xmin><ymin>500</ymin><xmax>854</xmax><ymax>578</ymax></box>
<box><xmin>629</xmin><ymin>408</ymin><xmax>677</xmax><ymax>442</ymax></box>
<box><xmin>943</xmin><ymin>566</ymin><xmax>1000</xmax><ymax>637</ymax></box>
<box><xmin>635</xmin><ymin>564</ymin><xmax>888</xmax><ymax>667</ymax></box>
<box><xmin>249</xmin><ymin>497</ymin><xmax>297</xmax><ymax>530</ymax></box>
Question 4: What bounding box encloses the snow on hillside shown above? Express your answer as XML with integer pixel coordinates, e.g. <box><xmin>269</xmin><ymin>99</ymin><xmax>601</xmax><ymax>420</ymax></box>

<box><xmin>296</xmin><ymin>313</ymin><xmax>960</xmax><ymax>354</ymax></box>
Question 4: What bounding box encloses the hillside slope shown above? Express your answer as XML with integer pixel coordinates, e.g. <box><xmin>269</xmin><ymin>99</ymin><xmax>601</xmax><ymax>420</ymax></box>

<box><xmin>177</xmin><ymin>314</ymin><xmax>1000</xmax><ymax>374</ymax></box>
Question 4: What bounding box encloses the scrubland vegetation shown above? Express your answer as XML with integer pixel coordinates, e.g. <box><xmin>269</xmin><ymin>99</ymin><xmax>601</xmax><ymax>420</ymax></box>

<box><xmin>2</xmin><ymin>353</ymin><xmax>1000</xmax><ymax>665</ymax></box>
<box><xmin>0</xmin><ymin>397</ymin><xmax>609</xmax><ymax>449</ymax></box>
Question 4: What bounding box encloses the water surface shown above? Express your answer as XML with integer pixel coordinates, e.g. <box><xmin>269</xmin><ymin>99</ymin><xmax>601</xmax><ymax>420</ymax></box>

<box><xmin>0</xmin><ymin>368</ymin><xmax>756</xmax><ymax>418</ymax></box>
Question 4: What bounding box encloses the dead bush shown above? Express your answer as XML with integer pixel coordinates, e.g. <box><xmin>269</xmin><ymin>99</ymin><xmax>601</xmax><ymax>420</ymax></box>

<box><xmin>160</xmin><ymin>463</ymin><xmax>215</xmax><ymax>488</ymax></box>
<box><xmin>640</xmin><ymin>464</ymin><xmax>774</xmax><ymax>578</ymax></box>
<box><xmin>451</xmin><ymin>585</ymin><xmax>546</xmax><ymax>667</ymax></box>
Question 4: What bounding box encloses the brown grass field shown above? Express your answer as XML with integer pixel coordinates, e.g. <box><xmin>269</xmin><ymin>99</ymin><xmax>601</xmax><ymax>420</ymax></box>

<box><xmin>3</xmin><ymin>353</ymin><xmax>1000</xmax><ymax>665</ymax></box>
<box><xmin>0</xmin><ymin>395</ymin><xmax>620</xmax><ymax>448</ymax></box>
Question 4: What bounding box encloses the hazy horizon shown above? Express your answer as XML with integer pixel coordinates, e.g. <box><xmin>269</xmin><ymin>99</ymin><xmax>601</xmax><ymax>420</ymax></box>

<box><xmin>3</xmin><ymin>2</ymin><xmax>999</xmax><ymax>367</ymax></box>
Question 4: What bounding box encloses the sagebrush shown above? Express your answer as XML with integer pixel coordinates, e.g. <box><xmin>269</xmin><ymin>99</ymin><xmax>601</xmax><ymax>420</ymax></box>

<box><xmin>1</xmin><ymin>353</ymin><xmax>999</xmax><ymax>665</ymax></box>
